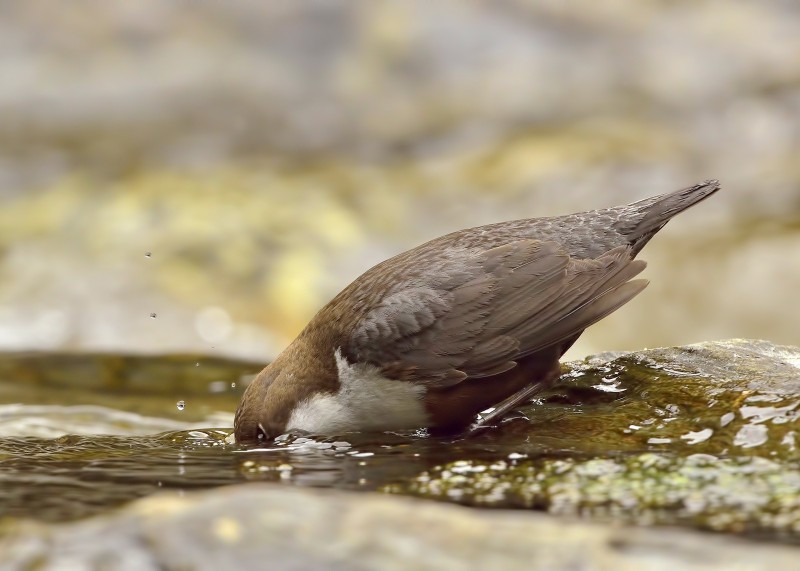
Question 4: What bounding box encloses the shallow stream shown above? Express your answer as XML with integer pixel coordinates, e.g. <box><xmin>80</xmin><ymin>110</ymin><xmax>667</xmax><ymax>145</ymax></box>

<box><xmin>1</xmin><ymin>340</ymin><xmax>798</xmax><ymax>543</ymax></box>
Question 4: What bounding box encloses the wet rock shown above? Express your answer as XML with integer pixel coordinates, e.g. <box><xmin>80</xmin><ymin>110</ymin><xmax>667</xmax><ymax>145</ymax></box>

<box><xmin>388</xmin><ymin>339</ymin><xmax>800</xmax><ymax>539</ymax></box>
<box><xmin>1</xmin><ymin>483</ymin><xmax>798</xmax><ymax>571</ymax></box>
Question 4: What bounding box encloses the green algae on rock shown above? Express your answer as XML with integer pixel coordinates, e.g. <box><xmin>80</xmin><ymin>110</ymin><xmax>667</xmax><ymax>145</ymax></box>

<box><xmin>387</xmin><ymin>453</ymin><xmax>800</xmax><ymax>539</ymax></box>
<box><xmin>444</xmin><ymin>339</ymin><xmax>800</xmax><ymax>460</ymax></box>
<box><xmin>385</xmin><ymin>339</ymin><xmax>800</xmax><ymax>540</ymax></box>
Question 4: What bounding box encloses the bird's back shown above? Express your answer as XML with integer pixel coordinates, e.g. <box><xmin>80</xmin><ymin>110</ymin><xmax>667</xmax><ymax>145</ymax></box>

<box><xmin>421</xmin><ymin>179</ymin><xmax>721</xmax><ymax>260</ymax></box>
<box><xmin>340</xmin><ymin>179</ymin><xmax>721</xmax><ymax>298</ymax></box>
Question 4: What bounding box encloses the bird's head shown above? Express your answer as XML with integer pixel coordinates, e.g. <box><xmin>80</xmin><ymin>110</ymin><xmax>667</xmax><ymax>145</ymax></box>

<box><xmin>233</xmin><ymin>363</ymin><xmax>293</xmax><ymax>443</ymax></box>
<box><xmin>234</xmin><ymin>342</ymin><xmax>340</xmax><ymax>443</ymax></box>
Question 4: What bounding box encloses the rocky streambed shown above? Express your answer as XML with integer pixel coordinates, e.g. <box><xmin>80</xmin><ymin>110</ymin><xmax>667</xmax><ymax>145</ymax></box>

<box><xmin>1</xmin><ymin>339</ymin><xmax>799</xmax><ymax>569</ymax></box>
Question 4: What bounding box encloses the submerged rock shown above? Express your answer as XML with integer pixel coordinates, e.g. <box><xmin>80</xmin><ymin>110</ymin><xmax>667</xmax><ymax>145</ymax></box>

<box><xmin>1</xmin><ymin>484</ymin><xmax>798</xmax><ymax>571</ymax></box>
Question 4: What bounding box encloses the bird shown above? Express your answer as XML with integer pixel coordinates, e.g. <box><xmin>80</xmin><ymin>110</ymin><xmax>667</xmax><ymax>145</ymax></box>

<box><xmin>234</xmin><ymin>180</ymin><xmax>721</xmax><ymax>443</ymax></box>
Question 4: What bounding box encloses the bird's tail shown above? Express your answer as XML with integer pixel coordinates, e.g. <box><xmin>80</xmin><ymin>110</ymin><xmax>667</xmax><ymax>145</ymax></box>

<box><xmin>614</xmin><ymin>179</ymin><xmax>721</xmax><ymax>251</ymax></box>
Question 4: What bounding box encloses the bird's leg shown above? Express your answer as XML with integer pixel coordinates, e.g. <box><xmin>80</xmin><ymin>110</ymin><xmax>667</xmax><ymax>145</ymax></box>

<box><xmin>462</xmin><ymin>362</ymin><xmax>562</xmax><ymax>436</ymax></box>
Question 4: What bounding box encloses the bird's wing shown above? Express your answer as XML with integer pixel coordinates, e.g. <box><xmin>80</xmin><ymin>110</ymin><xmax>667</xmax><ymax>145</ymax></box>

<box><xmin>347</xmin><ymin>240</ymin><xmax>647</xmax><ymax>388</ymax></box>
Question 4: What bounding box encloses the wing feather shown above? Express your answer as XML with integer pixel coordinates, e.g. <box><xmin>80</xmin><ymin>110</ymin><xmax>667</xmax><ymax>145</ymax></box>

<box><xmin>348</xmin><ymin>239</ymin><xmax>647</xmax><ymax>388</ymax></box>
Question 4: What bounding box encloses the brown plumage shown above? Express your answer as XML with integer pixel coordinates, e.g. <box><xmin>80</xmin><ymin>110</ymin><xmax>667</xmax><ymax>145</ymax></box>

<box><xmin>235</xmin><ymin>180</ymin><xmax>721</xmax><ymax>442</ymax></box>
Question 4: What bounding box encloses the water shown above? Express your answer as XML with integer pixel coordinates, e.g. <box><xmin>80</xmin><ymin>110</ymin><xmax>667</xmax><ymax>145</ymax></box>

<box><xmin>0</xmin><ymin>421</ymin><xmax>510</xmax><ymax>523</ymax></box>
<box><xmin>0</xmin><ymin>341</ymin><xmax>798</xmax><ymax>543</ymax></box>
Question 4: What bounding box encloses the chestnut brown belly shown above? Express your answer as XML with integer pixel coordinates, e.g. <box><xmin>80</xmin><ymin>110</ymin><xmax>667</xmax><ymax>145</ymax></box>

<box><xmin>424</xmin><ymin>345</ymin><xmax>565</xmax><ymax>433</ymax></box>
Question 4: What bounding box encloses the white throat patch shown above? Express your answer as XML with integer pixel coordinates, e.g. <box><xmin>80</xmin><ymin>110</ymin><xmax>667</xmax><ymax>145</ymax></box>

<box><xmin>285</xmin><ymin>349</ymin><xmax>429</xmax><ymax>435</ymax></box>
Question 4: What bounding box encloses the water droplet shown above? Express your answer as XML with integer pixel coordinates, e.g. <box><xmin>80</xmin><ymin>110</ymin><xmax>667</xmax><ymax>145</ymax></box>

<box><xmin>150</xmin><ymin>313</ymin><xmax>157</xmax><ymax>319</ymax></box>
<box><xmin>231</xmin><ymin>382</ymin><xmax>236</xmax><ymax>388</ymax></box>
<box><xmin>176</xmin><ymin>400</ymin><xmax>185</xmax><ymax>411</ymax></box>
<box><xmin>195</xmin><ymin>362</ymin><xmax>200</xmax><ymax>367</ymax></box>
<box><xmin>145</xmin><ymin>252</ymin><xmax>152</xmax><ymax>258</ymax></box>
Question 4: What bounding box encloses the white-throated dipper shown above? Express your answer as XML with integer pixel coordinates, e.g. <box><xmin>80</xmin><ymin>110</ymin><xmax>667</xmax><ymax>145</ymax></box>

<box><xmin>235</xmin><ymin>180</ymin><xmax>721</xmax><ymax>442</ymax></box>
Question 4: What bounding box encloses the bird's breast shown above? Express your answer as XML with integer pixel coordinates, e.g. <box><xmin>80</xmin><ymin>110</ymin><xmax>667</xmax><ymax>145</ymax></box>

<box><xmin>284</xmin><ymin>348</ymin><xmax>430</xmax><ymax>435</ymax></box>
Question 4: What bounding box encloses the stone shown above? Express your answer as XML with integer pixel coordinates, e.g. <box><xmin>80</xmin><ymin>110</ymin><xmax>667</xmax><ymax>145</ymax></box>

<box><xmin>1</xmin><ymin>484</ymin><xmax>799</xmax><ymax>571</ymax></box>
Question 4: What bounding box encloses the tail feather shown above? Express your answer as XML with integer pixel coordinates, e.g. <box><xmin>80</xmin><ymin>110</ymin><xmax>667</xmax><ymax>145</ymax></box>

<box><xmin>615</xmin><ymin>179</ymin><xmax>721</xmax><ymax>252</ymax></box>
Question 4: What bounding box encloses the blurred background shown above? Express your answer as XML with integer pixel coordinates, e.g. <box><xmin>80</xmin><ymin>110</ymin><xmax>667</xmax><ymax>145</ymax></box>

<box><xmin>0</xmin><ymin>0</ymin><xmax>798</xmax><ymax>362</ymax></box>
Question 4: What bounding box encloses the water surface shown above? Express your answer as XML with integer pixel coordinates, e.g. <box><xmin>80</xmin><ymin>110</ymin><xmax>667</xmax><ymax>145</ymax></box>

<box><xmin>1</xmin><ymin>342</ymin><xmax>798</xmax><ymax>543</ymax></box>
